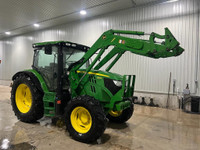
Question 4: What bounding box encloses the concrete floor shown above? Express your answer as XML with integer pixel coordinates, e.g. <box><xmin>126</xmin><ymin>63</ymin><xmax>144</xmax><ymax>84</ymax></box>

<box><xmin>0</xmin><ymin>85</ymin><xmax>200</xmax><ymax>150</ymax></box>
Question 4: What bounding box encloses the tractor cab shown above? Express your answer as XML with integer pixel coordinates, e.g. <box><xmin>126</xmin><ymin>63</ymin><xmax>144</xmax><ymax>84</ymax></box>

<box><xmin>32</xmin><ymin>41</ymin><xmax>90</xmax><ymax>91</ymax></box>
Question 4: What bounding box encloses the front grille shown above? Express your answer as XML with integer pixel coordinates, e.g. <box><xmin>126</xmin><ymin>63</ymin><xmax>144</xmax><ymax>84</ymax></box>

<box><xmin>104</xmin><ymin>78</ymin><xmax>121</xmax><ymax>95</ymax></box>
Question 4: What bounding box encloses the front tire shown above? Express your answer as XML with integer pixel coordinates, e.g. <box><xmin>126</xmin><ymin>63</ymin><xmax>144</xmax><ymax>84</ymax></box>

<box><xmin>64</xmin><ymin>96</ymin><xmax>107</xmax><ymax>143</ymax></box>
<box><xmin>11</xmin><ymin>75</ymin><xmax>44</xmax><ymax>123</ymax></box>
<box><xmin>107</xmin><ymin>100</ymin><xmax>134</xmax><ymax>123</ymax></box>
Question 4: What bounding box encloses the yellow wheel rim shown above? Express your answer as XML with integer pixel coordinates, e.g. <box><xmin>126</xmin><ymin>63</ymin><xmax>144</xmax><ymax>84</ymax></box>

<box><xmin>15</xmin><ymin>84</ymin><xmax>32</xmax><ymax>113</ymax></box>
<box><xmin>70</xmin><ymin>106</ymin><xmax>92</xmax><ymax>134</ymax></box>
<box><xmin>109</xmin><ymin>110</ymin><xmax>122</xmax><ymax>117</ymax></box>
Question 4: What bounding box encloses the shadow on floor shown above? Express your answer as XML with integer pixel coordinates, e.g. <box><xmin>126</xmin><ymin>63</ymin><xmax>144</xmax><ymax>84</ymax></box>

<box><xmin>107</xmin><ymin>122</ymin><xmax>128</xmax><ymax>130</ymax></box>
<box><xmin>10</xmin><ymin>142</ymin><xmax>36</xmax><ymax>150</ymax></box>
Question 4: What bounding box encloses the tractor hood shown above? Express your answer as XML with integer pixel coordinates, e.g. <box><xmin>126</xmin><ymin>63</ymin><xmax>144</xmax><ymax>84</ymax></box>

<box><xmin>77</xmin><ymin>69</ymin><xmax>123</xmax><ymax>80</ymax></box>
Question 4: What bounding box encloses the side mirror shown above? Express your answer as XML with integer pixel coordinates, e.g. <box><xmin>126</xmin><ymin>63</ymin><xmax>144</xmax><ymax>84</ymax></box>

<box><xmin>45</xmin><ymin>45</ymin><xmax>52</xmax><ymax>55</ymax></box>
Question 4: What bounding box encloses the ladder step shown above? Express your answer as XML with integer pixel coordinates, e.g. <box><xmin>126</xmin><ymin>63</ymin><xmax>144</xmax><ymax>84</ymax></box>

<box><xmin>44</xmin><ymin>107</ymin><xmax>54</xmax><ymax>110</ymax></box>
<box><xmin>43</xmin><ymin>99</ymin><xmax>54</xmax><ymax>102</ymax></box>
<box><xmin>44</xmin><ymin>114</ymin><xmax>55</xmax><ymax>117</ymax></box>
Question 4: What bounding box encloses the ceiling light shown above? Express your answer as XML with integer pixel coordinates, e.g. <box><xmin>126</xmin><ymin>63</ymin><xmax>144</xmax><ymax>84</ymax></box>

<box><xmin>80</xmin><ymin>10</ymin><xmax>87</xmax><ymax>15</ymax></box>
<box><xmin>5</xmin><ymin>32</ymin><xmax>11</xmax><ymax>35</ymax></box>
<box><xmin>33</xmin><ymin>23</ymin><xmax>40</xmax><ymax>27</ymax></box>
<box><xmin>164</xmin><ymin>0</ymin><xmax>179</xmax><ymax>3</ymax></box>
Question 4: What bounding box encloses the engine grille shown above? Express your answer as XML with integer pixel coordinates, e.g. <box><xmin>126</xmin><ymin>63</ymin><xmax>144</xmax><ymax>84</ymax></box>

<box><xmin>104</xmin><ymin>78</ymin><xmax>121</xmax><ymax>95</ymax></box>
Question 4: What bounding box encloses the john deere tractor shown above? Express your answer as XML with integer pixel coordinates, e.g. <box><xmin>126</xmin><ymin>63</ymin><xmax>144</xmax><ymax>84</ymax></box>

<box><xmin>11</xmin><ymin>28</ymin><xmax>184</xmax><ymax>143</ymax></box>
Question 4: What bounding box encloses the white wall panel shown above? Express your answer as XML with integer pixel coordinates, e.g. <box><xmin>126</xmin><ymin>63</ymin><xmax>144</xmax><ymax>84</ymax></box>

<box><xmin>0</xmin><ymin>0</ymin><xmax>199</xmax><ymax>95</ymax></box>
<box><xmin>0</xmin><ymin>42</ymin><xmax>3</xmax><ymax>80</ymax></box>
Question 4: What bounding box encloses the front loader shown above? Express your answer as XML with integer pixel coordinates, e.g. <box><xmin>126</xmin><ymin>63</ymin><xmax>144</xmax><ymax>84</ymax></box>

<box><xmin>11</xmin><ymin>28</ymin><xmax>184</xmax><ymax>143</ymax></box>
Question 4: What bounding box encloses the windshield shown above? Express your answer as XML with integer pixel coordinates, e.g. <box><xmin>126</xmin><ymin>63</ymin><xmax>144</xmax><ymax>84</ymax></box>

<box><xmin>62</xmin><ymin>46</ymin><xmax>86</xmax><ymax>69</ymax></box>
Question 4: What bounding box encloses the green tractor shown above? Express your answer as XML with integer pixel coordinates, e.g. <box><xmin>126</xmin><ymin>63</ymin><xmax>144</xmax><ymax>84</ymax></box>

<box><xmin>11</xmin><ymin>28</ymin><xmax>184</xmax><ymax>143</ymax></box>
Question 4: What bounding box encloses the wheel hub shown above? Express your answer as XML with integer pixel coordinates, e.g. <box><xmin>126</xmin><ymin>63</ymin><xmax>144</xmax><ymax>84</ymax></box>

<box><xmin>70</xmin><ymin>106</ymin><xmax>92</xmax><ymax>134</ymax></box>
<box><xmin>15</xmin><ymin>84</ymin><xmax>32</xmax><ymax>113</ymax></box>
<box><xmin>109</xmin><ymin>110</ymin><xmax>122</xmax><ymax>117</ymax></box>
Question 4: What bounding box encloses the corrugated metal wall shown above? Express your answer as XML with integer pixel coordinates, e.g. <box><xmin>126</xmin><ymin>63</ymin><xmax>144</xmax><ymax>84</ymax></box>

<box><xmin>0</xmin><ymin>42</ymin><xmax>3</xmax><ymax>81</ymax></box>
<box><xmin>0</xmin><ymin>0</ymin><xmax>199</xmax><ymax>95</ymax></box>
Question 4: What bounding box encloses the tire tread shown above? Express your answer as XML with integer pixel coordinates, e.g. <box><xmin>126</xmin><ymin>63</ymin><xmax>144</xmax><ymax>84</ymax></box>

<box><xmin>64</xmin><ymin>95</ymin><xmax>107</xmax><ymax>143</ymax></box>
<box><xmin>11</xmin><ymin>75</ymin><xmax>44</xmax><ymax>123</ymax></box>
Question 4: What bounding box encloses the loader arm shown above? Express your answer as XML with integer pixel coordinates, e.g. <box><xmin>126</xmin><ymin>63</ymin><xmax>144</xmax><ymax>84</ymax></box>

<box><xmin>69</xmin><ymin>28</ymin><xmax>184</xmax><ymax>90</ymax></box>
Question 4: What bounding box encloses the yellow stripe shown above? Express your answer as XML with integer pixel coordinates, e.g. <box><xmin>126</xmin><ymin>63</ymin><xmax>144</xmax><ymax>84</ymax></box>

<box><xmin>77</xmin><ymin>71</ymin><xmax>109</xmax><ymax>78</ymax></box>
<box><xmin>111</xmin><ymin>37</ymin><xmax>116</xmax><ymax>42</ymax></box>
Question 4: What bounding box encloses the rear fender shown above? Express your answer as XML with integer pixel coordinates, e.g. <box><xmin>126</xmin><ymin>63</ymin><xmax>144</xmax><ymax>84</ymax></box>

<box><xmin>12</xmin><ymin>71</ymin><xmax>43</xmax><ymax>92</ymax></box>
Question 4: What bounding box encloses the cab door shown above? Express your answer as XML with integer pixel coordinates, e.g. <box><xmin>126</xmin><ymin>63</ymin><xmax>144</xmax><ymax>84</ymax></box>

<box><xmin>33</xmin><ymin>46</ymin><xmax>58</xmax><ymax>91</ymax></box>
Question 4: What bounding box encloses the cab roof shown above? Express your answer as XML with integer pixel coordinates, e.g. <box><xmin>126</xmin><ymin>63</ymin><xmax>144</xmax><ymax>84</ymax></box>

<box><xmin>32</xmin><ymin>41</ymin><xmax>90</xmax><ymax>52</ymax></box>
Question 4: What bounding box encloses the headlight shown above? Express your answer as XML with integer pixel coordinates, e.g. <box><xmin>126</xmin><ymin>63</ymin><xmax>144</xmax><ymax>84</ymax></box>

<box><xmin>113</xmin><ymin>80</ymin><xmax>122</xmax><ymax>87</ymax></box>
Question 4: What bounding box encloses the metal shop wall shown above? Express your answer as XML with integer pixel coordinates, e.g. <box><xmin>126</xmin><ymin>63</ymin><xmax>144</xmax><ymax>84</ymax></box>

<box><xmin>0</xmin><ymin>0</ymin><xmax>199</xmax><ymax>95</ymax></box>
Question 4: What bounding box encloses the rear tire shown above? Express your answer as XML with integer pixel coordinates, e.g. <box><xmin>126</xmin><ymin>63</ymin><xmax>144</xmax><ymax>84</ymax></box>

<box><xmin>107</xmin><ymin>100</ymin><xmax>134</xmax><ymax>123</ymax></box>
<box><xmin>11</xmin><ymin>75</ymin><xmax>44</xmax><ymax>123</ymax></box>
<box><xmin>64</xmin><ymin>96</ymin><xmax>107</xmax><ymax>143</ymax></box>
